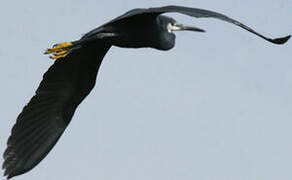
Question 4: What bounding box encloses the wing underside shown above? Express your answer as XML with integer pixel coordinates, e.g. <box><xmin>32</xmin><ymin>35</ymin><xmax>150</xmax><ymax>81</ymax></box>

<box><xmin>3</xmin><ymin>41</ymin><xmax>111</xmax><ymax>179</ymax></box>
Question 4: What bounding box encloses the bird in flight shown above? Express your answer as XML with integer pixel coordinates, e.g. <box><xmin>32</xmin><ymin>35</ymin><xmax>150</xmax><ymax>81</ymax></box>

<box><xmin>2</xmin><ymin>5</ymin><xmax>290</xmax><ymax>179</ymax></box>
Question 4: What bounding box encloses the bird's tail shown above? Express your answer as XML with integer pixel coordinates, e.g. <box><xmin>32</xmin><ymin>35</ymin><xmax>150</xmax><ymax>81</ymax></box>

<box><xmin>44</xmin><ymin>41</ymin><xmax>81</xmax><ymax>59</ymax></box>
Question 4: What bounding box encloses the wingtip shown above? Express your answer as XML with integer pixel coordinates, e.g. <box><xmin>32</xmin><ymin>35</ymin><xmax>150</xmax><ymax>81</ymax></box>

<box><xmin>271</xmin><ymin>35</ymin><xmax>291</xmax><ymax>45</ymax></box>
<box><xmin>2</xmin><ymin>152</ymin><xmax>24</xmax><ymax>180</ymax></box>
<box><xmin>3</xmin><ymin>166</ymin><xmax>11</xmax><ymax>179</ymax></box>
<box><xmin>3</xmin><ymin>165</ymin><xmax>23</xmax><ymax>179</ymax></box>
<box><xmin>3</xmin><ymin>169</ymin><xmax>9</xmax><ymax>179</ymax></box>
<box><xmin>7</xmin><ymin>174</ymin><xmax>13</xmax><ymax>179</ymax></box>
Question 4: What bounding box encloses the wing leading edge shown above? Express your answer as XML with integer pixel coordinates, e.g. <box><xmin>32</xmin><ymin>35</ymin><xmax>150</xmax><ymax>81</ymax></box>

<box><xmin>106</xmin><ymin>5</ymin><xmax>290</xmax><ymax>44</ymax></box>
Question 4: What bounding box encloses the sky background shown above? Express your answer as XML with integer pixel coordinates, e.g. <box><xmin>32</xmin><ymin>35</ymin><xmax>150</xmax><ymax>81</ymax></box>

<box><xmin>0</xmin><ymin>0</ymin><xmax>291</xmax><ymax>180</ymax></box>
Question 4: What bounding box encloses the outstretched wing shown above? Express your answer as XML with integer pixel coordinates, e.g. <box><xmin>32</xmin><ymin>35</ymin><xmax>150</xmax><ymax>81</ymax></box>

<box><xmin>3</xmin><ymin>41</ymin><xmax>111</xmax><ymax>179</ymax></box>
<box><xmin>106</xmin><ymin>5</ymin><xmax>290</xmax><ymax>44</ymax></box>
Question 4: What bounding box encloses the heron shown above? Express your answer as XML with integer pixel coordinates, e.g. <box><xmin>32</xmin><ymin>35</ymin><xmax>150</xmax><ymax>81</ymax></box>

<box><xmin>2</xmin><ymin>5</ymin><xmax>290</xmax><ymax>179</ymax></box>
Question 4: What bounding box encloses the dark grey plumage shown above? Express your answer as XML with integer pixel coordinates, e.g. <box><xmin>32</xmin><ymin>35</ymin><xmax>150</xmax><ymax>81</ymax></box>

<box><xmin>3</xmin><ymin>5</ymin><xmax>290</xmax><ymax>179</ymax></box>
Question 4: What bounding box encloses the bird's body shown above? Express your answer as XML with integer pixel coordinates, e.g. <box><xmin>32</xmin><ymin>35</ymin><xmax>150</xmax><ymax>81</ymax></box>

<box><xmin>2</xmin><ymin>5</ymin><xmax>290</xmax><ymax>179</ymax></box>
<box><xmin>82</xmin><ymin>15</ymin><xmax>177</xmax><ymax>50</ymax></box>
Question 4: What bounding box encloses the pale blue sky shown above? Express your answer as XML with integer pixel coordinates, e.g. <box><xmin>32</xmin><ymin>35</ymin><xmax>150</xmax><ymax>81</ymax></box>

<box><xmin>0</xmin><ymin>0</ymin><xmax>291</xmax><ymax>180</ymax></box>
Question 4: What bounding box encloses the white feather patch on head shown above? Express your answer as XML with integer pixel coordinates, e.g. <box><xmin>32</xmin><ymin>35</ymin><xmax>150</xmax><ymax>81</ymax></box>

<box><xmin>167</xmin><ymin>23</ymin><xmax>182</xmax><ymax>33</ymax></box>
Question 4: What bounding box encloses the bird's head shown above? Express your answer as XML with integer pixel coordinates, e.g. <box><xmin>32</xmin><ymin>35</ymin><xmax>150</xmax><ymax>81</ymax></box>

<box><xmin>155</xmin><ymin>15</ymin><xmax>205</xmax><ymax>50</ymax></box>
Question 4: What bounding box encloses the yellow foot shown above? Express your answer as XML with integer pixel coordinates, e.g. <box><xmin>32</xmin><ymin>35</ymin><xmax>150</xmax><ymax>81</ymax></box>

<box><xmin>45</xmin><ymin>42</ymin><xmax>72</xmax><ymax>54</ymax></box>
<box><xmin>44</xmin><ymin>42</ymin><xmax>73</xmax><ymax>59</ymax></box>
